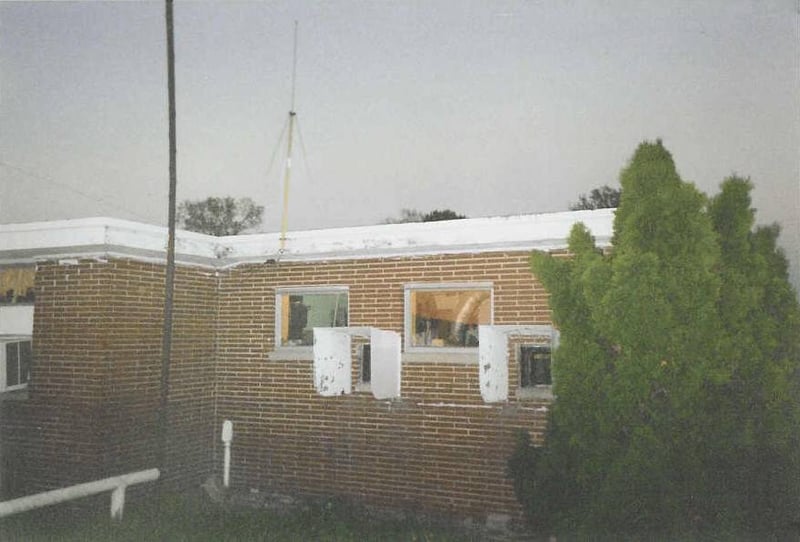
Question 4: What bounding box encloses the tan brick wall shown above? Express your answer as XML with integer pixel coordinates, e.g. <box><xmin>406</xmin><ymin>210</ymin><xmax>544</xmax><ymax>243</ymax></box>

<box><xmin>3</xmin><ymin>250</ymin><xmax>555</xmax><ymax>517</ymax></box>
<box><xmin>1</xmin><ymin>259</ymin><xmax>217</xmax><ymax>495</ymax></box>
<box><xmin>215</xmin><ymin>252</ymin><xmax>553</xmax><ymax>518</ymax></box>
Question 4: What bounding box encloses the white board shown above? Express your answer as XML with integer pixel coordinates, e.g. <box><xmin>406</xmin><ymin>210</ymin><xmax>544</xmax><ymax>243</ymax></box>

<box><xmin>0</xmin><ymin>305</ymin><xmax>34</xmax><ymax>338</ymax></box>
<box><xmin>313</xmin><ymin>328</ymin><xmax>352</xmax><ymax>396</ymax></box>
<box><xmin>478</xmin><ymin>325</ymin><xmax>509</xmax><ymax>403</ymax></box>
<box><xmin>369</xmin><ymin>328</ymin><xmax>401</xmax><ymax>400</ymax></box>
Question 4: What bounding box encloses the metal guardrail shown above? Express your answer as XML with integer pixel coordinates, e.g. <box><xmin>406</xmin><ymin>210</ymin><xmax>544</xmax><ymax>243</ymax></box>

<box><xmin>0</xmin><ymin>468</ymin><xmax>159</xmax><ymax>521</ymax></box>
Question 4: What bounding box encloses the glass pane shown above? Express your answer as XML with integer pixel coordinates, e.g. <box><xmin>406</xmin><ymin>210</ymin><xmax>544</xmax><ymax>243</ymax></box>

<box><xmin>410</xmin><ymin>289</ymin><xmax>490</xmax><ymax>347</ymax></box>
<box><xmin>19</xmin><ymin>341</ymin><xmax>32</xmax><ymax>385</ymax></box>
<box><xmin>281</xmin><ymin>292</ymin><xmax>348</xmax><ymax>346</ymax></box>
<box><xmin>6</xmin><ymin>343</ymin><xmax>19</xmax><ymax>387</ymax></box>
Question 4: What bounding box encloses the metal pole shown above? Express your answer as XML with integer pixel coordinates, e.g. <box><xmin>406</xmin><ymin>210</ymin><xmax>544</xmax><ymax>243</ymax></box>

<box><xmin>279</xmin><ymin>111</ymin><xmax>295</xmax><ymax>252</ymax></box>
<box><xmin>279</xmin><ymin>21</ymin><xmax>299</xmax><ymax>253</ymax></box>
<box><xmin>158</xmin><ymin>0</ymin><xmax>178</xmax><ymax>491</ymax></box>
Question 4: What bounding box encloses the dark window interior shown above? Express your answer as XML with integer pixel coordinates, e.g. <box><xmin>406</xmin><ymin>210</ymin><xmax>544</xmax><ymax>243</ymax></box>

<box><xmin>520</xmin><ymin>345</ymin><xmax>551</xmax><ymax>388</ymax></box>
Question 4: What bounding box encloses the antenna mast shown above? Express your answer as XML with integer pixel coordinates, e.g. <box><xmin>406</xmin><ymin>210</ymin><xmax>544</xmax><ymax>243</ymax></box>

<box><xmin>279</xmin><ymin>21</ymin><xmax>299</xmax><ymax>252</ymax></box>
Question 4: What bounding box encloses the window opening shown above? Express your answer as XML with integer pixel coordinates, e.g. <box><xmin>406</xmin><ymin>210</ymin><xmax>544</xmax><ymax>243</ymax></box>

<box><xmin>359</xmin><ymin>343</ymin><xmax>371</xmax><ymax>384</ymax></box>
<box><xmin>3</xmin><ymin>340</ymin><xmax>31</xmax><ymax>390</ymax></box>
<box><xmin>278</xmin><ymin>289</ymin><xmax>348</xmax><ymax>347</ymax></box>
<box><xmin>519</xmin><ymin>344</ymin><xmax>552</xmax><ymax>388</ymax></box>
<box><xmin>406</xmin><ymin>284</ymin><xmax>491</xmax><ymax>349</ymax></box>
<box><xmin>313</xmin><ymin>327</ymin><xmax>401</xmax><ymax>399</ymax></box>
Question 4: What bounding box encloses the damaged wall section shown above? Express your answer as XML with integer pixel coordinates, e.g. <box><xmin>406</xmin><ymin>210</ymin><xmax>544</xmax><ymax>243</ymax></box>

<box><xmin>478</xmin><ymin>325</ymin><xmax>558</xmax><ymax>403</ymax></box>
<box><xmin>215</xmin><ymin>251</ymin><xmax>556</xmax><ymax>519</ymax></box>
<box><xmin>313</xmin><ymin>327</ymin><xmax>401</xmax><ymax>399</ymax></box>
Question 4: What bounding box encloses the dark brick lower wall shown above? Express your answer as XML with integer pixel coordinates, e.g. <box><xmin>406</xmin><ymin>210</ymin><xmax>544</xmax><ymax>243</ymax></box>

<box><xmin>214</xmin><ymin>361</ymin><xmax>550</xmax><ymax>519</ymax></box>
<box><xmin>1</xmin><ymin>259</ymin><xmax>218</xmax><ymax>499</ymax></box>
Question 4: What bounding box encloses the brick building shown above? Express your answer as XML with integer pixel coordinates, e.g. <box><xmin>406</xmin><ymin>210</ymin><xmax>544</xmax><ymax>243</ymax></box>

<box><xmin>0</xmin><ymin>210</ymin><xmax>613</xmax><ymax>520</ymax></box>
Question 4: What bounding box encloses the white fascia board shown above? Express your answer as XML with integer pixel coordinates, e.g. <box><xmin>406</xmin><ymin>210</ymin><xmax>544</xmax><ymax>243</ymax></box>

<box><xmin>0</xmin><ymin>209</ymin><xmax>614</xmax><ymax>268</ymax></box>
<box><xmin>222</xmin><ymin>209</ymin><xmax>614</xmax><ymax>265</ymax></box>
<box><xmin>0</xmin><ymin>217</ymin><xmax>221</xmax><ymax>268</ymax></box>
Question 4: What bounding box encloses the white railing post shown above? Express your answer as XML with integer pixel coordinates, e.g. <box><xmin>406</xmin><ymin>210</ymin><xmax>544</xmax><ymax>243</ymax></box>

<box><xmin>110</xmin><ymin>483</ymin><xmax>126</xmax><ymax>521</ymax></box>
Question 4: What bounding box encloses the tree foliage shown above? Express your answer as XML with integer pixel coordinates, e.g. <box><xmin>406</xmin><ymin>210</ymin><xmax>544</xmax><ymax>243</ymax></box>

<box><xmin>422</xmin><ymin>209</ymin><xmax>466</xmax><ymax>222</ymax></box>
<box><xmin>569</xmin><ymin>184</ymin><xmax>621</xmax><ymax>210</ymax></box>
<box><xmin>177</xmin><ymin>197</ymin><xmax>263</xmax><ymax>236</ymax></box>
<box><xmin>385</xmin><ymin>209</ymin><xmax>425</xmax><ymax>223</ymax></box>
<box><xmin>384</xmin><ymin>208</ymin><xmax>466</xmax><ymax>223</ymax></box>
<box><xmin>510</xmin><ymin>141</ymin><xmax>800</xmax><ymax>538</ymax></box>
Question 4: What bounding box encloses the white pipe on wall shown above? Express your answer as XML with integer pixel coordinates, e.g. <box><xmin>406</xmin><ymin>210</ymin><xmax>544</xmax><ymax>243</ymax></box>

<box><xmin>221</xmin><ymin>420</ymin><xmax>233</xmax><ymax>488</ymax></box>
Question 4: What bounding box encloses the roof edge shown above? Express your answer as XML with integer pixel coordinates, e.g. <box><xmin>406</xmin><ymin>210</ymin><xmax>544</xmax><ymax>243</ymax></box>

<box><xmin>0</xmin><ymin>210</ymin><xmax>615</xmax><ymax>268</ymax></box>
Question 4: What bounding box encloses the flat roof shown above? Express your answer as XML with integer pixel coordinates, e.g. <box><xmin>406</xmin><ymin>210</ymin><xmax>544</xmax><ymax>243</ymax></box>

<box><xmin>0</xmin><ymin>210</ymin><xmax>614</xmax><ymax>268</ymax></box>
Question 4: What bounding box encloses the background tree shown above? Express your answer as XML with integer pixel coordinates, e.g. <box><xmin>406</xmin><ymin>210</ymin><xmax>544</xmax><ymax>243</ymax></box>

<box><xmin>421</xmin><ymin>209</ymin><xmax>466</xmax><ymax>221</ymax></box>
<box><xmin>177</xmin><ymin>196</ymin><xmax>263</xmax><ymax>236</ymax></box>
<box><xmin>384</xmin><ymin>208</ymin><xmax>425</xmax><ymax>224</ymax></box>
<box><xmin>510</xmin><ymin>141</ymin><xmax>800</xmax><ymax>538</ymax></box>
<box><xmin>569</xmin><ymin>184</ymin><xmax>621</xmax><ymax>210</ymax></box>
<box><xmin>384</xmin><ymin>208</ymin><xmax>466</xmax><ymax>223</ymax></box>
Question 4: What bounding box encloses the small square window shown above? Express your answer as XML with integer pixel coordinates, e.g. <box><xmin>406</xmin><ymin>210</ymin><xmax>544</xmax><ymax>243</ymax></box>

<box><xmin>277</xmin><ymin>288</ymin><xmax>348</xmax><ymax>347</ymax></box>
<box><xmin>359</xmin><ymin>343</ymin><xmax>371</xmax><ymax>385</ymax></box>
<box><xmin>519</xmin><ymin>345</ymin><xmax>551</xmax><ymax>388</ymax></box>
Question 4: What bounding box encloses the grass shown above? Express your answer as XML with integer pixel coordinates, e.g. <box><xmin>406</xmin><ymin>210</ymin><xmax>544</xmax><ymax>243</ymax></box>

<box><xmin>0</xmin><ymin>490</ymin><xmax>483</xmax><ymax>541</ymax></box>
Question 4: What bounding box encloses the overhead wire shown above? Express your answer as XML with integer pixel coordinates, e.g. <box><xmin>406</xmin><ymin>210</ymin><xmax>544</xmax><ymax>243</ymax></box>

<box><xmin>0</xmin><ymin>160</ymin><xmax>156</xmax><ymax>222</ymax></box>
<box><xmin>264</xmin><ymin>115</ymin><xmax>289</xmax><ymax>187</ymax></box>
<box><xmin>294</xmin><ymin>117</ymin><xmax>316</xmax><ymax>189</ymax></box>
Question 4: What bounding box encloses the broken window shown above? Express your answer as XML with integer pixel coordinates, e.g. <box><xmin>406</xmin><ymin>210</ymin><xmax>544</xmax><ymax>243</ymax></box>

<box><xmin>519</xmin><ymin>345</ymin><xmax>552</xmax><ymax>388</ymax></box>
<box><xmin>277</xmin><ymin>287</ymin><xmax>348</xmax><ymax>347</ymax></box>
<box><xmin>478</xmin><ymin>325</ymin><xmax>558</xmax><ymax>402</ymax></box>
<box><xmin>359</xmin><ymin>343</ymin><xmax>371</xmax><ymax>385</ymax></box>
<box><xmin>313</xmin><ymin>327</ymin><xmax>401</xmax><ymax>399</ymax></box>
<box><xmin>2</xmin><ymin>340</ymin><xmax>31</xmax><ymax>391</ymax></box>
<box><xmin>405</xmin><ymin>283</ymin><xmax>492</xmax><ymax>349</ymax></box>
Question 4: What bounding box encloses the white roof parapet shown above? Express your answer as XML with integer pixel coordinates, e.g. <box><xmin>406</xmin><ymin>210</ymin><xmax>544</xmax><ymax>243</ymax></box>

<box><xmin>0</xmin><ymin>217</ymin><xmax>224</xmax><ymax>268</ymax></box>
<box><xmin>0</xmin><ymin>209</ymin><xmax>614</xmax><ymax>268</ymax></box>
<box><xmin>222</xmin><ymin>209</ymin><xmax>614</xmax><ymax>266</ymax></box>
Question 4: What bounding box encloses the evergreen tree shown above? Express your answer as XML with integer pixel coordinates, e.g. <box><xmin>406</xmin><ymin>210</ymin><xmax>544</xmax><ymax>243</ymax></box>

<box><xmin>706</xmin><ymin>177</ymin><xmax>800</xmax><ymax>530</ymax></box>
<box><xmin>510</xmin><ymin>141</ymin><xmax>800</xmax><ymax>538</ymax></box>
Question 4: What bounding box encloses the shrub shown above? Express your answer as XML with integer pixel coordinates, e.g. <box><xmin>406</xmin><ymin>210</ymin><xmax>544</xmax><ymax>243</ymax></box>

<box><xmin>509</xmin><ymin>141</ymin><xmax>800</xmax><ymax>538</ymax></box>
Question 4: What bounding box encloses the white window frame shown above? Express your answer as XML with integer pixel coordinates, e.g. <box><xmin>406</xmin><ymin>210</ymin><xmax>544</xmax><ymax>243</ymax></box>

<box><xmin>403</xmin><ymin>282</ymin><xmax>493</xmax><ymax>354</ymax></box>
<box><xmin>1</xmin><ymin>336</ymin><xmax>32</xmax><ymax>392</ymax></box>
<box><xmin>274</xmin><ymin>286</ymin><xmax>349</xmax><ymax>352</ymax></box>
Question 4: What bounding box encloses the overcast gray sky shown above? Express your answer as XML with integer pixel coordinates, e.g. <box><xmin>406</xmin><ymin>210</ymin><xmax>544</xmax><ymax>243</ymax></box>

<box><xmin>1</xmin><ymin>1</ymin><xmax>798</xmax><ymax>285</ymax></box>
